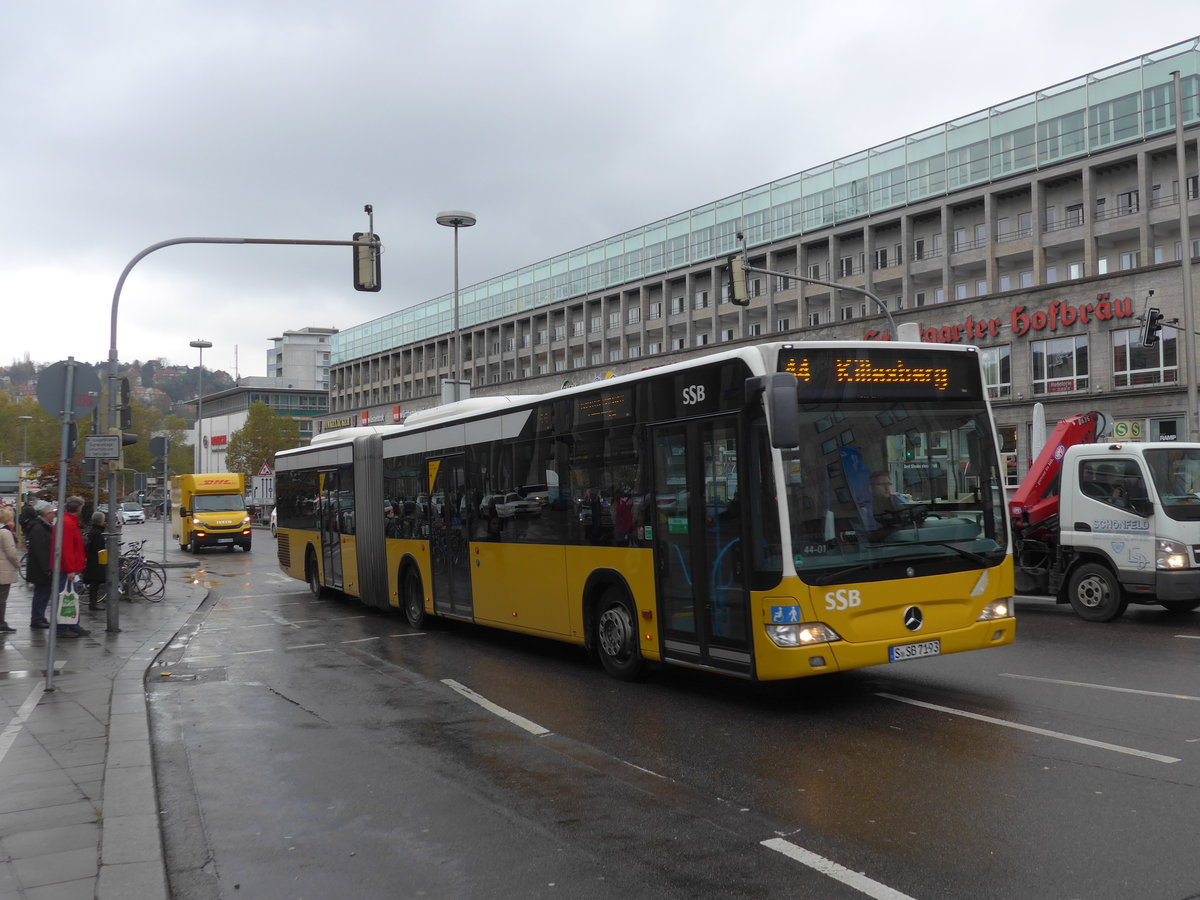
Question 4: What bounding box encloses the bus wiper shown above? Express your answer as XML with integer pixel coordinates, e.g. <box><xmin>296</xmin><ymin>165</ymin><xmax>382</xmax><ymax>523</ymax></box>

<box><xmin>915</xmin><ymin>541</ymin><xmax>994</xmax><ymax>566</ymax></box>
<box><xmin>805</xmin><ymin>562</ymin><xmax>886</xmax><ymax>585</ymax></box>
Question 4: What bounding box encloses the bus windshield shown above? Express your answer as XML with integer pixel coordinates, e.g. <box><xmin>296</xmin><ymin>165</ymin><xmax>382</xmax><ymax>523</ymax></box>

<box><xmin>782</xmin><ymin>399</ymin><xmax>1008</xmax><ymax>584</ymax></box>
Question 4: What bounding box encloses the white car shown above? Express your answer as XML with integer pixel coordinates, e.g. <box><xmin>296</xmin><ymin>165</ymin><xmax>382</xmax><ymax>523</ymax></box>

<box><xmin>119</xmin><ymin>502</ymin><xmax>146</xmax><ymax>525</ymax></box>
<box><xmin>270</xmin><ymin>506</ymin><xmax>277</xmax><ymax>537</ymax></box>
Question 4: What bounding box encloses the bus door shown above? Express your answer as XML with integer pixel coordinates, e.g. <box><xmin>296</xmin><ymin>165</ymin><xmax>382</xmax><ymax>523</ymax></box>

<box><xmin>317</xmin><ymin>469</ymin><xmax>343</xmax><ymax>591</ymax></box>
<box><xmin>428</xmin><ymin>455</ymin><xmax>474</xmax><ymax>619</ymax></box>
<box><xmin>650</xmin><ymin>417</ymin><xmax>752</xmax><ymax>676</ymax></box>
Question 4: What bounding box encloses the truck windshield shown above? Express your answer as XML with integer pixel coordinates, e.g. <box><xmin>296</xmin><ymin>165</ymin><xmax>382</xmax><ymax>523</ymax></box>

<box><xmin>193</xmin><ymin>495</ymin><xmax>246</xmax><ymax>513</ymax></box>
<box><xmin>782</xmin><ymin>399</ymin><xmax>1008</xmax><ymax>584</ymax></box>
<box><xmin>1145</xmin><ymin>448</ymin><xmax>1200</xmax><ymax>521</ymax></box>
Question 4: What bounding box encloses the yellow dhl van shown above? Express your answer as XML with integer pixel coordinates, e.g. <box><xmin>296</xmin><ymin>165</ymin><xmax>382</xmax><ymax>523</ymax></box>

<box><xmin>171</xmin><ymin>473</ymin><xmax>252</xmax><ymax>553</ymax></box>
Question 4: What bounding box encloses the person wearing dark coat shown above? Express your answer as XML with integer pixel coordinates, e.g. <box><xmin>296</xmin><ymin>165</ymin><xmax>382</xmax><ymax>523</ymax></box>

<box><xmin>84</xmin><ymin>511</ymin><xmax>107</xmax><ymax>609</ymax></box>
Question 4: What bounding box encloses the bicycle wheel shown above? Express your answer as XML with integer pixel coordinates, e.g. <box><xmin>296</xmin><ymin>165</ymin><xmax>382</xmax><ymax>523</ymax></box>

<box><xmin>132</xmin><ymin>565</ymin><xmax>166</xmax><ymax>602</ymax></box>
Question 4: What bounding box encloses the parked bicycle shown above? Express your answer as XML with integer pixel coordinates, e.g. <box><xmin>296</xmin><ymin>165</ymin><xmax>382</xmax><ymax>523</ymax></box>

<box><xmin>95</xmin><ymin>539</ymin><xmax>166</xmax><ymax>603</ymax></box>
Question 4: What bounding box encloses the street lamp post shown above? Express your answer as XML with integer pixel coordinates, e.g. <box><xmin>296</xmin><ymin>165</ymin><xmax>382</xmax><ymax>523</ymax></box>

<box><xmin>190</xmin><ymin>339</ymin><xmax>212</xmax><ymax>471</ymax></box>
<box><xmin>435</xmin><ymin>211</ymin><xmax>477</xmax><ymax>403</ymax></box>
<box><xmin>17</xmin><ymin>415</ymin><xmax>32</xmax><ymax>512</ymax></box>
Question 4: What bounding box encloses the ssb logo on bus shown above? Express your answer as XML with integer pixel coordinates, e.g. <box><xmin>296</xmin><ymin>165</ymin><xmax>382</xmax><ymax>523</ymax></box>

<box><xmin>824</xmin><ymin>589</ymin><xmax>861</xmax><ymax>610</ymax></box>
<box><xmin>681</xmin><ymin>384</ymin><xmax>706</xmax><ymax>405</ymax></box>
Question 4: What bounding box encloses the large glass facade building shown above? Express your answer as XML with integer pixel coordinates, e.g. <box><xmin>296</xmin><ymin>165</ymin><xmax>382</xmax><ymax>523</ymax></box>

<box><xmin>328</xmin><ymin>37</ymin><xmax>1199</xmax><ymax>476</ymax></box>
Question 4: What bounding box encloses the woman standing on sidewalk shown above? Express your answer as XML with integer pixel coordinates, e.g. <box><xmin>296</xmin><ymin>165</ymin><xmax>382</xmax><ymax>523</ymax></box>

<box><xmin>0</xmin><ymin>507</ymin><xmax>19</xmax><ymax>633</ymax></box>
<box><xmin>84</xmin><ymin>510</ymin><xmax>106</xmax><ymax>609</ymax></box>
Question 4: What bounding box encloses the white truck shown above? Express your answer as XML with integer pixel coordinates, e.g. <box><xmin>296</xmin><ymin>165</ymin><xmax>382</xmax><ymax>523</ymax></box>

<box><xmin>1010</xmin><ymin>413</ymin><xmax>1200</xmax><ymax>620</ymax></box>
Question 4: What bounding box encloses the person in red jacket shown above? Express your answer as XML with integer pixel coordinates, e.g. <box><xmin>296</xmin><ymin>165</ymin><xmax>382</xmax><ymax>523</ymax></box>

<box><xmin>56</xmin><ymin>496</ymin><xmax>90</xmax><ymax>638</ymax></box>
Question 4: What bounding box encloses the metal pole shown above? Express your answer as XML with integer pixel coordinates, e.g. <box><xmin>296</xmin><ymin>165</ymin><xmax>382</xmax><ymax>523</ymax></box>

<box><xmin>1173</xmin><ymin>71</ymin><xmax>1197</xmax><ymax>441</ymax></box>
<box><xmin>45</xmin><ymin>359</ymin><xmax>78</xmax><ymax>689</ymax></box>
<box><xmin>104</xmin><ymin>229</ymin><xmax>380</xmax><ymax>631</ymax></box>
<box><xmin>191</xmin><ymin>339</ymin><xmax>212</xmax><ymax>471</ymax></box>
<box><xmin>453</xmin><ymin>226</ymin><xmax>461</xmax><ymax>401</ymax></box>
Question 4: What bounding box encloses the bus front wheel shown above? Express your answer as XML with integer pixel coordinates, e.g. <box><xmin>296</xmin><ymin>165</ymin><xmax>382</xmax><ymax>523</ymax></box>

<box><xmin>595</xmin><ymin>589</ymin><xmax>644</xmax><ymax>681</ymax></box>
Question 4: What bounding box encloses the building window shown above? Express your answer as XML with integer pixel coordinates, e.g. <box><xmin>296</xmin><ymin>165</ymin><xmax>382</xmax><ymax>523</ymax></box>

<box><xmin>554</xmin><ymin>325</ymin><xmax>566</xmax><ymax>341</ymax></box>
<box><xmin>748</xmin><ymin>323</ymin><xmax>762</xmax><ymax>337</ymax></box>
<box><xmin>914</xmin><ymin>291</ymin><xmax>926</xmax><ymax>307</ymax></box>
<box><xmin>1032</xmin><ymin>335</ymin><xmax>1089</xmax><ymax>395</ymax></box>
<box><xmin>589</xmin><ymin>316</ymin><xmax>601</xmax><ymax>333</ymax></box>
<box><xmin>913</xmin><ymin>238</ymin><xmax>925</xmax><ymax>261</ymax></box>
<box><xmin>1120</xmin><ymin>251</ymin><xmax>1141</xmax><ymax>270</ymax></box>
<box><xmin>1097</xmin><ymin>257</ymin><xmax>1108</xmax><ymax>275</ymax></box>
<box><xmin>693</xmin><ymin>290</ymin><xmax>709</xmax><ymax>310</ymax></box>
<box><xmin>1068</xmin><ymin>262</ymin><xmax>1083</xmax><ymax>280</ymax></box>
<box><xmin>671</xmin><ymin>297</ymin><xmax>686</xmax><ymax>314</ymax></box>
<box><xmin>976</xmin><ymin>279</ymin><xmax>987</xmax><ymax>296</ymax></box>
<box><xmin>695</xmin><ymin>334</ymin><xmax>709</xmax><ymax>346</ymax></box>
<box><xmin>840</xmin><ymin>307</ymin><xmax>854</xmax><ymax>322</ymax></box>
<box><xmin>894</xmin><ymin>244</ymin><xmax>903</xmax><ymax>265</ymax></box>
<box><xmin>629</xmin><ymin>344</ymin><xmax>642</xmax><ymax>358</ymax></box>
<box><xmin>955</xmin><ymin>283</ymin><xmax>968</xmax><ymax>300</ymax></box>
<box><xmin>1117</xmin><ymin>190</ymin><xmax>1139</xmax><ymax>214</ymax></box>
<box><xmin>672</xmin><ymin>338</ymin><xmax>686</xmax><ymax>350</ymax></box>
<box><xmin>1112</xmin><ymin>326</ymin><xmax>1177</xmax><ymax>387</ymax></box>
<box><xmin>648</xmin><ymin>341</ymin><xmax>662</xmax><ymax>354</ymax></box>
<box><xmin>572</xmin><ymin>322</ymin><xmax>585</xmax><ymax>337</ymax></box>
<box><xmin>776</xmin><ymin>318</ymin><xmax>791</xmax><ymax>331</ymax></box>
<box><xmin>998</xmin><ymin>425</ymin><xmax>1018</xmax><ymax>487</ymax></box>
<box><xmin>608</xmin><ymin>312</ymin><xmax>621</xmax><ymax>329</ymax></box>
<box><xmin>649</xmin><ymin>302</ymin><xmax>663</xmax><ymax>319</ymax></box>
<box><xmin>839</xmin><ymin>256</ymin><xmax>854</xmax><ymax>277</ymax></box>
<box><xmin>721</xmin><ymin>328</ymin><xmax>735</xmax><ymax>342</ymax></box>
<box><xmin>609</xmin><ymin>350</ymin><xmax>620</xmax><ymax>362</ymax></box>
<box><xmin>999</xmin><ymin>274</ymin><xmax>1012</xmax><ymax>292</ymax></box>
<box><xmin>980</xmin><ymin>345</ymin><xmax>1012</xmax><ymax>400</ymax></box>
<box><xmin>1066</xmin><ymin>204</ymin><xmax>1084</xmax><ymax>227</ymax></box>
<box><xmin>875</xmin><ymin>248</ymin><xmax>889</xmax><ymax>269</ymax></box>
<box><xmin>1021</xmin><ymin>270</ymin><xmax>1035</xmax><ymax>288</ymax></box>
<box><xmin>808</xmin><ymin>312</ymin><xmax>821</xmax><ymax>326</ymax></box>
<box><xmin>934</xmin><ymin>287</ymin><xmax>945</xmax><ymax>303</ymax></box>
<box><xmin>808</xmin><ymin>263</ymin><xmax>821</xmax><ymax>279</ymax></box>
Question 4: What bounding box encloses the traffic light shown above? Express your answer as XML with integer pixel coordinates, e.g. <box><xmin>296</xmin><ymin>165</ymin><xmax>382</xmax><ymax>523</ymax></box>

<box><xmin>1140</xmin><ymin>307</ymin><xmax>1164</xmax><ymax>347</ymax></box>
<box><xmin>353</xmin><ymin>232</ymin><xmax>381</xmax><ymax>292</ymax></box>
<box><xmin>119</xmin><ymin>377</ymin><xmax>132</xmax><ymax>429</ymax></box>
<box><xmin>728</xmin><ymin>254</ymin><xmax>749</xmax><ymax>306</ymax></box>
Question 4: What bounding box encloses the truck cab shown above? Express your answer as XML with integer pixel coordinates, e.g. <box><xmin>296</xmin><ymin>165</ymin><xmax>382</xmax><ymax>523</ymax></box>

<box><xmin>1028</xmin><ymin>443</ymin><xmax>1200</xmax><ymax>620</ymax></box>
<box><xmin>171</xmin><ymin>473</ymin><xmax>252</xmax><ymax>553</ymax></box>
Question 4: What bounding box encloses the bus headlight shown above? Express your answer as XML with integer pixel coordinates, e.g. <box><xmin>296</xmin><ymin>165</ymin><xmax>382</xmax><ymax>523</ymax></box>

<box><xmin>1156</xmin><ymin>539</ymin><xmax>1189</xmax><ymax>570</ymax></box>
<box><xmin>766</xmin><ymin>622</ymin><xmax>841</xmax><ymax>648</ymax></box>
<box><xmin>976</xmin><ymin>599</ymin><xmax>1011</xmax><ymax>620</ymax></box>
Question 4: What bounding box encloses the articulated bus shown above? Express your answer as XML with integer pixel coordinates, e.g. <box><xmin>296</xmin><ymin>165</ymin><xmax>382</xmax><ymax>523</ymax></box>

<box><xmin>275</xmin><ymin>341</ymin><xmax>1014</xmax><ymax>681</ymax></box>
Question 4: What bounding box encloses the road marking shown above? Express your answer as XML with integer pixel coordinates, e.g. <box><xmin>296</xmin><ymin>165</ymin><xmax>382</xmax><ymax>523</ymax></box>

<box><xmin>441</xmin><ymin>679</ymin><xmax>550</xmax><ymax>736</ymax></box>
<box><xmin>761</xmin><ymin>838</ymin><xmax>916</xmax><ymax>900</ymax></box>
<box><xmin>878</xmin><ymin>693</ymin><xmax>1180</xmax><ymax>763</ymax></box>
<box><xmin>1177</xmin><ymin>634</ymin><xmax>1200</xmax><ymax>640</ymax></box>
<box><xmin>232</xmin><ymin>649</ymin><xmax>274</xmax><ymax>656</ymax></box>
<box><xmin>1000</xmin><ymin>673</ymin><xmax>1200</xmax><ymax>702</ymax></box>
<box><xmin>287</xmin><ymin>643</ymin><xmax>327</xmax><ymax>650</ymax></box>
<box><xmin>388</xmin><ymin>632</ymin><xmax>425</xmax><ymax>638</ymax></box>
<box><xmin>341</xmin><ymin>637</ymin><xmax>379</xmax><ymax>644</ymax></box>
<box><xmin>0</xmin><ymin>681</ymin><xmax>45</xmax><ymax>766</ymax></box>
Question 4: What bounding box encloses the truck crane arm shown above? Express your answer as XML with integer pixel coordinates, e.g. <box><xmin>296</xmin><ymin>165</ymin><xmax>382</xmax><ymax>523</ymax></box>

<box><xmin>1008</xmin><ymin>411</ymin><xmax>1104</xmax><ymax>534</ymax></box>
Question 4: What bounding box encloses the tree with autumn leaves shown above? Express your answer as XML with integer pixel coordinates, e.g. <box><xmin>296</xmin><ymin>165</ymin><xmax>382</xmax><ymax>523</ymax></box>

<box><xmin>224</xmin><ymin>402</ymin><xmax>302</xmax><ymax>479</ymax></box>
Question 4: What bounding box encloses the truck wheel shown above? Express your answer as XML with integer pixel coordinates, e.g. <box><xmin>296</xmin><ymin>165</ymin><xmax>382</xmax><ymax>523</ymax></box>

<box><xmin>189</xmin><ymin>537</ymin><xmax>200</xmax><ymax>554</ymax></box>
<box><xmin>1067</xmin><ymin>563</ymin><xmax>1128</xmax><ymax>622</ymax></box>
<box><xmin>595</xmin><ymin>588</ymin><xmax>645</xmax><ymax>680</ymax></box>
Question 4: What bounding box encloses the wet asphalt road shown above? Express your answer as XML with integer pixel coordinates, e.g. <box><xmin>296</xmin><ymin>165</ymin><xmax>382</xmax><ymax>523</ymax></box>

<box><xmin>140</xmin><ymin>528</ymin><xmax>1200</xmax><ymax>899</ymax></box>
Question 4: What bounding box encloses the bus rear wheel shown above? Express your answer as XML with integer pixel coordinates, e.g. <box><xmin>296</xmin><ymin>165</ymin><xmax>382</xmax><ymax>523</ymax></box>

<box><xmin>595</xmin><ymin>589</ymin><xmax>644</xmax><ymax>680</ymax></box>
<box><xmin>402</xmin><ymin>565</ymin><xmax>426</xmax><ymax>628</ymax></box>
<box><xmin>306</xmin><ymin>553</ymin><xmax>324</xmax><ymax>599</ymax></box>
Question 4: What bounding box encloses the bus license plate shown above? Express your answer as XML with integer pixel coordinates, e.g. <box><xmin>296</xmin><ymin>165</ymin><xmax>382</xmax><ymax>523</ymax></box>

<box><xmin>889</xmin><ymin>639</ymin><xmax>941</xmax><ymax>662</ymax></box>
<box><xmin>217</xmin><ymin>538</ymin><xmax>233</xmax><ymax>543</ymax></box>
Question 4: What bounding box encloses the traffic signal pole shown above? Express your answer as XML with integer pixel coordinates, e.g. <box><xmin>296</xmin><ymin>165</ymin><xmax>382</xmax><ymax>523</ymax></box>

<box><xmin>105</xmin><ymin>218</ymin><xmax>381</xmax><ymax>631</ymax></box>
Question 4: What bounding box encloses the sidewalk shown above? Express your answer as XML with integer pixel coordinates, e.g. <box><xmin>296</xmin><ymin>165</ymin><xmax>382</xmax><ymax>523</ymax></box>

<box><xmin>0</xmin><ymin>568</ymin><xmax>207</xmax><ymax>899</ymax></box>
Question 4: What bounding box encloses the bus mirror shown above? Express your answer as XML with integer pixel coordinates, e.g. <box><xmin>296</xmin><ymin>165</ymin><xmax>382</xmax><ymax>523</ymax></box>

<box><xmin>752</xmin><ymin>373</ymin><xmax>801</xmax><ymax>448</ymax></box>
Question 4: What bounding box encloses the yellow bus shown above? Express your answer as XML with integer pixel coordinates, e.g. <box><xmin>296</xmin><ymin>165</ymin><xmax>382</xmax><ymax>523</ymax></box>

<box><xmin>275</xmin><ymin>341</ymin><xmax>1014</xmax><ymax>680</ymax></box>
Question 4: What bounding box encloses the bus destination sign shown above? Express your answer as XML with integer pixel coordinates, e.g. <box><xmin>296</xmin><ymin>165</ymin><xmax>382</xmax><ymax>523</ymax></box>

<box><xmin>777</xmin><ymin>347</ymin><xmax>983</xmax><ymax>401</ymax></box>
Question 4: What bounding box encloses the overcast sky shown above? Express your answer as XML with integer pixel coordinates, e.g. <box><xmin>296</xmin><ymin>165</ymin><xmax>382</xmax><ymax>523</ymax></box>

<box><xmin>2</xmin><ymin>1</ymin><xmax>1195</xmax><ymax>379</ymax></box>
